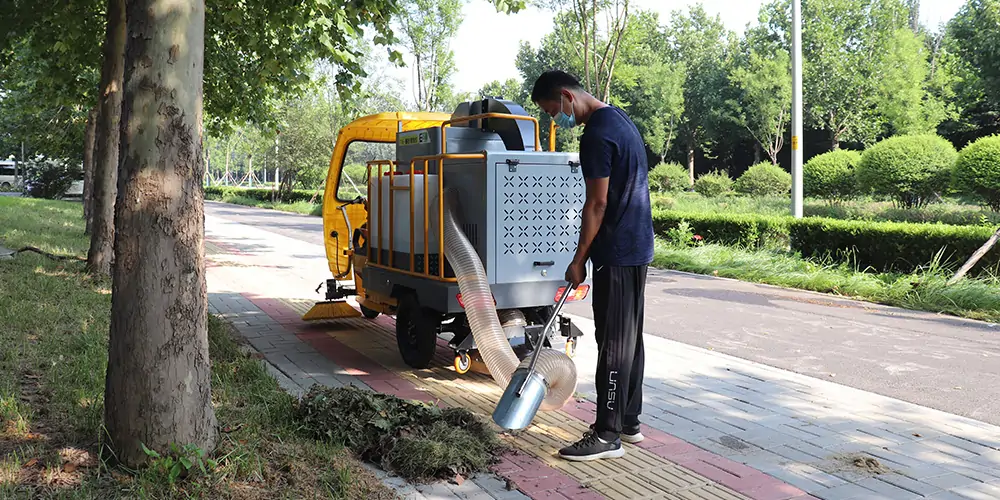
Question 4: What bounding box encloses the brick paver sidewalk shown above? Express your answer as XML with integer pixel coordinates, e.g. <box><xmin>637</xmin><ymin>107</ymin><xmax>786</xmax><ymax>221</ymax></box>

<box><xmin>205</xmin><ymin>211</ymin><xmax>1000</xmax><ymax>500</ymax></box>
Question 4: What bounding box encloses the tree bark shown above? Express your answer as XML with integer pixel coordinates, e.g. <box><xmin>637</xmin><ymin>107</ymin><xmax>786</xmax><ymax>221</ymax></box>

<box><xmin>83</xmin><ymin>106</ymin><xmax>99</xmax><ymax>235</ymax></box>
<box><xmin>86</xmin><ymin>0</ymin><xmax>126</xmax><ymax>275</ymax></box>
<box><xmin>104</xmin><ymin>0</ymin><xmax>217</xmax><ymax>468</ymax></box>
<box><xmin>947</xmin><ymin>228</ymin><xmax>1000</xmax><ymax>285</ymax></box>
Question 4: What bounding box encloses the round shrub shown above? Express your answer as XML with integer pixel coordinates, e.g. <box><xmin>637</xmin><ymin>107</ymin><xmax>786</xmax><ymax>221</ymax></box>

<box><xmin>734</xmin><ymin>162</ymin><xmax>792</xmax><ymax>197</ymax></box>
<box><xmin>694</xmin><ymin>170</ymin><xmax>734</xmax><ymax>197</ymax></box>
<box><xmin>856</xmin><ymin>135</ymin><xmax>957</xmax><ymax>209</ymax></box>
<box><xmin>22</xmin><ymin>156</ymin><xmax>82</xmax><ymax>200</ymax></box>
<box><xmin>953</xmin><ymin>135</ymin><xmax>1000</xmax><ymax>212</ymax></box>
<box><xmin>648</xmin><ymin>162</ymin><xmax>690</xmax><ymax>193</ymax></box>
<box><xmin>804</xmin><ymin>150</ymin><xmax>861</xmax><ymax>202</ymax></box>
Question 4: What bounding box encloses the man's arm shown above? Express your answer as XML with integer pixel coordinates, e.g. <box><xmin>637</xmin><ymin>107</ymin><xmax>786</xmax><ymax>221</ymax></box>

<box><xmin>571</xmin><ymin>177</ymin><xmax>608</xmax><ymax>266</ymax></box>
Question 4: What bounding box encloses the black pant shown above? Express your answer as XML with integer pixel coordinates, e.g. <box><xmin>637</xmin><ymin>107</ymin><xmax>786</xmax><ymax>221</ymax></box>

<box><xmin>592</xmin><ymin>264</ymin><xmax>647</xmax><ymax>441</ymax></box>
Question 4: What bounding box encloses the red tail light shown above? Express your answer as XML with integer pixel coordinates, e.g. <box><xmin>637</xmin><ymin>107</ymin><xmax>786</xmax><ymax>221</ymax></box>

<box><xmin>456</xmin><ymin>293</ymin><xmax>495</xmax><ymax>308</ymax></box>
<box><xmin>555</xmin><ymin>285</ymin><xmax>589</xmax><ymax>302</ymax></box>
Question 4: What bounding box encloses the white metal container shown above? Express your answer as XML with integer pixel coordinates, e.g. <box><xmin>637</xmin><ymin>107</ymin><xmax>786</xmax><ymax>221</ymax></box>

<box><xmin>369</xmin><ymin>173</ymin><xmax>441</xmax><ymax>257</ymax></box>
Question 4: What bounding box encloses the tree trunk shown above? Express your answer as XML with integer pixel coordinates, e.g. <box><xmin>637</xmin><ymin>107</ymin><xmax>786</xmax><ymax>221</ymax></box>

<box><xmin>831</xmin><ymin>131</ymin><xmax>840</xmax><ymax>151</ymax></box>
<box><xmin>687</xmin><ymin>142</ymin><xmax>696</xmax><ymax>186</ymax></box>
<box><xmin>86</xmin><ymin>0</ymin><xmax>126</xmax><ymax>275</ymax></box>
<box><xmin>83</xmin><ymin>106</ymin><xmax>99</xmax><ymax>235</ymax></box>
<box><xmin>753</xmin><ymin>142</ymin><xmax>762</xmax><ymax>164</ymax></box>
<box><xmin>104</xmin><ymin>0</ymin><xmax>217</xmax><ymax>468</ymax></box>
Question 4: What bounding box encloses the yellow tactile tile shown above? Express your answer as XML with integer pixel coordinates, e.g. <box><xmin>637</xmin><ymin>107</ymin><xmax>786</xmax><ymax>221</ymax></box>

<box><xmin>278</xmin><ymin>298</ymin><xmax>751</xmax><ymax>500</ymax></box>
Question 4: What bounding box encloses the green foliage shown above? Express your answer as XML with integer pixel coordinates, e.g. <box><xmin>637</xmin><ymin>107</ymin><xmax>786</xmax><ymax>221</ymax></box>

<box><xmin>653</xmin><ymin>209</ymin><xmax>789</xmax><ymax>249</ymax></box>
<box><xmin>397</xmin><ymin>0</ymin><xmax>464</xmax><ymax>112</ymax></box>
<box><xmin>653</xmin><ymin>208</ymin><xmax>1000</xmax><ymax>275</ymax></box>
<box><xmin>790</xmin><ymin>217</ymin><xmax>1000</xmax><ymax>274</ymax></box>
<box><xmin>754</xmin><ymin>0</ymin><xmax>915</xmax><ymax>148</ymax></box>
<box><xmin>693</xmin><ymin>170</ymin><xmax>734</xmax><ymax>197</ymax></box>
<box><xmin>856</xmin><ymin>134</ymin><xmax>958</xmax><ymax>208</ymax></box>
<box><xmin>735</xmin><ymin>162</ymin><xmax>792</xmax><ymax>197</ymax></box>
<box><xmin>648</xmin><ymin>162</ymin><xmax>690</xmax><ymax>193</ymax></box>
<box><xmin>953</xmin><ymin>135</ymin><xmax>1000</xmax><ymax>211</ymax></box>
<box><xmin>294</xmin><ymin>385</ymin><xmax>504</xmax><ymax>482</ymax></box>
<box><xmin>878</xmin><ymin>28</ymin><xmax>951</xmax><ymax>135</ymax></box>
<box><xmin>652</xmin><ymin>241</ymin><xmax>1000</xmax><ymax>323</ymax></box>
<box><xmin>665</xmin><ymin>5</ymin><xmax>733</xmax><ymax>158</ymax></box>
<box><xmin>728</xmin><ymin>48</ymin><xmax>792</xmax><ymax>164</ymax></box>
<box><xmin>204</xmin><ymin>186</ymin><xmax>321</xmax><ymax>205</ymax></box>
<box><xmin>21</xmin><ymin>156</ymin><xmax>81</xmax><ymax>200</ymax></box>
<box><xmin>804</xmin><ymin>150</ymin><xmax>862</xmax><ymax>202</ymax></box>
<box><xmin>948</xmin><ymin>0</ymin><xmax>1000</xmax><ymax>116</ymax></box>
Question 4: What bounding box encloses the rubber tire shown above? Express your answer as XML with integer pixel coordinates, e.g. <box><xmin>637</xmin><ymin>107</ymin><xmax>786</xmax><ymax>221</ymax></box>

<box><xmin>395</xmin><ymin>293</ymin><xmax>438</xmax><ymax>369</ymax></box>
<box><xmin>361</xmin><ymin>305</ymin><xmax>380</xmax><ymax>319</ymax></box>
<box><xmin>454</xmin><ymin>353</ymin><xmax>471</xmax><ymax>374</ymax></box>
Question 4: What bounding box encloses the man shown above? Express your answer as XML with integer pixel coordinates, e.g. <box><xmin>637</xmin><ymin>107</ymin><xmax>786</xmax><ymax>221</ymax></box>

<box><xmin>531</xmin><ymin>70</ymin><xmax>653</xmax><ymax>461</ymax></box>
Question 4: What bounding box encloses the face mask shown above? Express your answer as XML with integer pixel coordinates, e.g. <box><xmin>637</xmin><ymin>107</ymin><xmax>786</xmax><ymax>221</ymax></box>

<box><xmin>555</xmin><ymin>95</ymin><xmax>577</xmax><ymax>129</ymax></box>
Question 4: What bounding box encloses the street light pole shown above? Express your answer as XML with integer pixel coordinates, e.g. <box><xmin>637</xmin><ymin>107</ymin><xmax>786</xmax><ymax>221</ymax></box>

<box><xmin>791</xmin><ymin>0</ymin><xmax>804</xmax><ymax>218</ymax></box>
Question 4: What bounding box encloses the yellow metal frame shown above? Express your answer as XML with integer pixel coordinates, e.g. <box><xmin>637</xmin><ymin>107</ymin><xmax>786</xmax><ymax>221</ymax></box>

<box><xmin>319</xmin><ymin>109</ymin><xmax>560</xmax><ymax>313</ymax></box>
<box><xmin>321</xmin><ymin>111</ymin><xmax>452</xmax><ymax>279</ymax></box>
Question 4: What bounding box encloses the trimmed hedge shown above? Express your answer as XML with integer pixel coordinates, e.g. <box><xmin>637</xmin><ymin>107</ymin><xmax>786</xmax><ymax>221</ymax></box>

<box><xmin>652</xmin><ymin>210</ymin><xmax>790</xmax><ymax>249</ymax></box>
<box><xmin>790</xmin><ymin>218</ymin><xmax>1000</xmax><ymax>273</ymax></box>
<box><xmin>653</xmin><ymin>209</ymin><xmax>1000</xmax><ymax>274</ymax></box>
<box><xmin>204</xmin><ymin>186</ymin><xmax>323</xmax><ymax>204</ymax></box>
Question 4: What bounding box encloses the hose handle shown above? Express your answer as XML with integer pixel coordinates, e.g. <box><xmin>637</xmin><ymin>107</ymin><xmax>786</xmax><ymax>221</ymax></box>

<box><xmin>516</xmin><ymin>281</ymin><xmax>575</xmax><ymax>396</ymax></box>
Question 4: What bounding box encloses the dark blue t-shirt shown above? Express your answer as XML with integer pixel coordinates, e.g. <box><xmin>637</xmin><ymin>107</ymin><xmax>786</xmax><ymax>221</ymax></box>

<box><xmin>579</xmin><ymin>106</ymin><xmax>654</xmax><ymax>268</ymax></box>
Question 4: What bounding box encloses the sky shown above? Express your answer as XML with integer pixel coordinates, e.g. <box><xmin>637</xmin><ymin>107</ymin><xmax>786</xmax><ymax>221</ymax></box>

<box><xmin>385</xmin><ymin>0</ymin><xmax>966</xmax><ymax>106</ymax></box>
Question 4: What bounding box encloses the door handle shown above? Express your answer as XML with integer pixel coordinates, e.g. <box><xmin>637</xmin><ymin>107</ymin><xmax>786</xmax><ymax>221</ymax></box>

<box><xmin>533</xmin><ymin>261</ymin><xmax>555</xmax><ymax>267</ymax></box>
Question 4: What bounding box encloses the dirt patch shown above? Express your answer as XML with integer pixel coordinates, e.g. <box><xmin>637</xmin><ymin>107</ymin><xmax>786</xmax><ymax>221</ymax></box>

<box><xmin>817</xmin><ymin>453</ymin><xmax>894</xmax><ymax>478</ymax></box>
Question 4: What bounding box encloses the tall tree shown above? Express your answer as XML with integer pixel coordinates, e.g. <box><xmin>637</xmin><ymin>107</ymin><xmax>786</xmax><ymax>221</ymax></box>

<box><xmin>663</xmin><ymin>4</ymin><xmax>731</xmax><ymax>183</ymax></box>
<box><xmin>875</xmin><ymin>28</ymin><xmax>949</xmax><ymax>135</ymax></box>
<box><xmin>478</xmin><ymin>78</ymin><xmax>524</xmax><ymax>101</ymax></box>
<box><xmin>83</xmin><ymin>106</ymin><xmax>98</xmax><ymax>235</ymax></box>
<box><xmin>104</xmin><ymin>0</ymin><xmax>217</xmax><ymax>467</ymax></box>
<box><xmin>729</xmin><ymin>48</ymin><xmax>792</xmax><ymax>165</ymax></box>
<box><xmin>620</xmin><ymin>61</ymin><xmax>685</xmax><ymax>158</ymax></box>
<box><xmin>536</xmin><ymin>0</ymin><xmax>632</xmax><ymax>102</ymax></box>
<box><xmin>85</xmin><ymin>0</ymin><xmax>125</xmax><ymax>275</ymax></box>
<box><xmin>946</xmin><ymin>0</ymin><xmax>1000</xmax><ymax>142</ymax></box>
<box><xmin>397</xmin><ymin>0</ymin><xmax>463</xmax><ymax>112</ymax></box>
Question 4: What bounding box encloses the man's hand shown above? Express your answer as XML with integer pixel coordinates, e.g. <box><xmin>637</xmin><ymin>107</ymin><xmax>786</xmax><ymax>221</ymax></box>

<box><xmin>565</xmin><ymin>260</ymin><xmax>587</xmax><ymax>288</ymax></box>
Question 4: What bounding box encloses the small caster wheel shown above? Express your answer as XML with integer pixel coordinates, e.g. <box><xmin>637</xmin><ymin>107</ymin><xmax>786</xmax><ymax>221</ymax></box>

<box><xmin>565</xmin><ymin>339</ymin><xmax>577</xmax><ymax>358</ymax></box>
<box><xmin>454</xmin><ymin>352</ymin><xmax>471</xmax><ymax>374</ymax></box>
<box><xmin>361</xmin><ymin>305</ymin><xmax>380</xmax><ymax>319</ymax></box>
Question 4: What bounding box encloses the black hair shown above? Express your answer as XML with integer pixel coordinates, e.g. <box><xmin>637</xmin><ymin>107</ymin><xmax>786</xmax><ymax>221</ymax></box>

<box><xmin>531</xmin><ymin>70</ymin><xmax>583</xmax><ymax>103</ymax></box>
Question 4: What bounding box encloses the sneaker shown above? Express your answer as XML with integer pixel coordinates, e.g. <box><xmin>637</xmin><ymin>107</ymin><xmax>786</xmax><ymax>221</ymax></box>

<box><xmin>587</xmin><ymin>423</ymin><xmax>645</xmax><ymax>444</ymax></box>
<box><xmin>558</xmin><ymin>431</ymin><xmax>625</xmax><ymax>461</ymax></box>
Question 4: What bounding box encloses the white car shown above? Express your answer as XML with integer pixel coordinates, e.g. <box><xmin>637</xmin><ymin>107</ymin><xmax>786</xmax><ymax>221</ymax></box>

<box><xmin>66</xmin><ymin>178</ymin><xmax>84</xmax><ymax>197</ymax></box>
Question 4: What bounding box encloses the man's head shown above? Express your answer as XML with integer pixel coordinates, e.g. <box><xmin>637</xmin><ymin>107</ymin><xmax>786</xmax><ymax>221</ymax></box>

<box><xmin>531</xmin><ymin>70</ymin><xmax>588</xmax><ymax>128</ymax></box>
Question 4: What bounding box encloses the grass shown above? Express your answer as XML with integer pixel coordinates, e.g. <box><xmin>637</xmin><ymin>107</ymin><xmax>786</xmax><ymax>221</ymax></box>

<box><xmin>0</xmin><ymin>197</ymin><xmax>396</xmax><ymax>499</ymax></box>
<box><xmin>655</xmin><ymin>191</ymin><xmax>1000</xmax><ymax>226</ymax></box>
<box><xmin>654</xmin><ymin>239</ymin><xmax>1000</xmax><ymax>323</ymax></box>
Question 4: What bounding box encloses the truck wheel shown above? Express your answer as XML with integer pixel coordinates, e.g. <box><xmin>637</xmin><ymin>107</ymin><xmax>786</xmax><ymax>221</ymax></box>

<box><xmin>395</xmin><ymin>293</ymin><xmax>438</xmax><ymax>369</ymax></box>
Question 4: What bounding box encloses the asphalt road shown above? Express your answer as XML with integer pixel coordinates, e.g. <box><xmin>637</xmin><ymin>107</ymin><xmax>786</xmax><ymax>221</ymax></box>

<box><xmin>206</xmin><ymin>200</ymin><xmax>1000</xmax><ymax>425</ymax></box>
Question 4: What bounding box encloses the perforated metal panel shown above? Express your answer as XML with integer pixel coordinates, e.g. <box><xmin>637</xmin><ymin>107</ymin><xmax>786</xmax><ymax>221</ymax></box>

<box><xmin>495</xmin><ymin>163</ymin><xmax>585</xmax><ymax>284</ymax></box>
